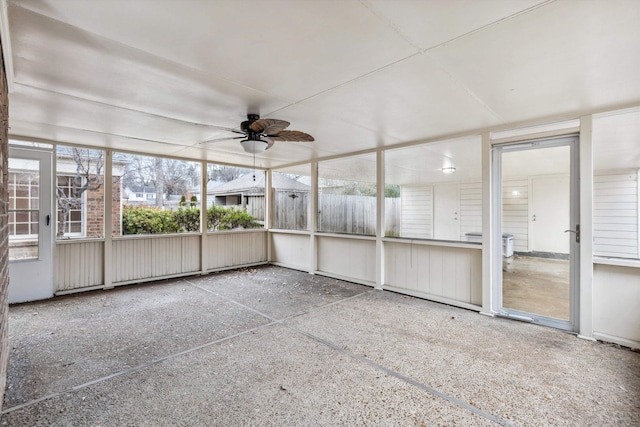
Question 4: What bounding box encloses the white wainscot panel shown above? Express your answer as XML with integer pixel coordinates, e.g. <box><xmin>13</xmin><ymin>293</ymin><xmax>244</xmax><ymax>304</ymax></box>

<box><xmin>113</xmin><ymin>235</ymin><xmax>201</xmax><ymax>283</ymax></box>
<box><xmin>317</xmin><ymin>236</ymin><xmax>376</xmax><ymax>285</ymax></box>
<box><xmin>207</xmin><ymin>230</ymin><xmax>267</xmax><ymax>270</ymax></box>
<box><xmin>384</xmin><ymin>241</ymin><xmax>482</xmax><ymax>308</ymax></box>
<box><xmin>593</xmin><ymin>264</ymin><xmax>640</xmax><ymax>348</ymax></box>
<box><xmin>55</xmin><ymin>241</ymin><xmax>104</xmax><ymax>292</ymax></box>
<box><xmin>270</xmin><ymin>232</ymin><xmax>310</xmax><ymax>271</ymax></box>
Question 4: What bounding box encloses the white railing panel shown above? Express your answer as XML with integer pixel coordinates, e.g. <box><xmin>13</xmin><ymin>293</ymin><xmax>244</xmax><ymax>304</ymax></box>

<box><xmin>207</xmin><ymin>230</ymin><xmax>267</xmax><ymax>270</ymax></box>
<box><xmin>55</xmin><ymin>241</ymin><xmax>104</xmax><ymax>292</ymax></box>
<box><xmin>384</xmin><ymin>241</ymin><xmax>482</xmax><ymax>306</ymax></box>
<box><xmin>593</xmin><ymin>264</ymin><xmax>640</xmax><ymax>348</ymax></box>
<box><xmin>112</xmin><ymin>235</ymin><xmax>201</xmax><ymax>283</ymax></box>
<box><xmin>317</xmin><ymin>235</ymin><xmax>376</xmax><ymax>284</ymax></box>
<box><xmin>270</xmin><ymin>232</ymin><xmax>310</xmax><ymax>270</ymax></box>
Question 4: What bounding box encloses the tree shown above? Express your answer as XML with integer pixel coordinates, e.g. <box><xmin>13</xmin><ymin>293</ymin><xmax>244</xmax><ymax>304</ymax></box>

<box><xmin>56</xmin><ymin>148</ymin><xmax>104</xmax><ymax>237</ymax></box>
<box><xmin>207</xmin><ymin>164</ymin><xmax>247</xmax><ymax>183</ymax></box>
<box><xmin>119</xmin><ymin>154</ymin><xmax>200</xmax><ymax>205</ymax></box>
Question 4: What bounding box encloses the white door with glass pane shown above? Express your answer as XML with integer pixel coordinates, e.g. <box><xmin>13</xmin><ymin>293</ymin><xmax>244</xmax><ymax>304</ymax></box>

<box><xmin>8</xmin><ymin>147</ymin><xmax>54</xmax><ymax>303</ymax></box>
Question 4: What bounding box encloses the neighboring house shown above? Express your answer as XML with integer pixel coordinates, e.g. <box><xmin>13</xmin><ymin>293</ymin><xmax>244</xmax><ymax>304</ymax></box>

<box><xmin>123</xmin><ymin>185</ymin><xmax>164</xmax><ymax>205</ymax></box>
<box><xmin>207</xmin><ymin>171</ymin><xmax>310</xmax><ymax>222</ymax></box>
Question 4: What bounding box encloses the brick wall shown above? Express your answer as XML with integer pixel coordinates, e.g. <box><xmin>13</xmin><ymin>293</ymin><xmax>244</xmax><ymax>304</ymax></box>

<box><xmin>112</xmin><ymin>178</ymin><xmax>121</xmax><ymax>236</ymax></box>
<box><xmin>83</xmin><ymin>176</ymin><xmax>121</xmax><ymax>237</ymax></box>
<box><xmin>0</xmin><ymin>41</ymin><xmax>10</xmax><ymax>411</ymax></box>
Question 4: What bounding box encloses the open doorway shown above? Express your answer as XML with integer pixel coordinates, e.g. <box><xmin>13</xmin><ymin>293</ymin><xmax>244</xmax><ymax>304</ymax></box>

<box><xmin>493</xmin><ymin>136</ymin><xmax>579</xmax><ymax>331</ymax></box>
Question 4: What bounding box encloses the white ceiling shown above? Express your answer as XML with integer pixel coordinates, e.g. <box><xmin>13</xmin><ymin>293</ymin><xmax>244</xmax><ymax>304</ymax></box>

<box><xmin>3</xmin><ymin>0</ymin><xmax>640</xmax><ymax>171</ymax></box>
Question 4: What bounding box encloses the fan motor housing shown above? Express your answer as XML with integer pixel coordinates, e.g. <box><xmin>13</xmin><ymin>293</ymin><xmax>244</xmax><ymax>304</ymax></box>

<box><xmin>241</xmin><ymin>114</ymin><xmax>261</xmax><ymax>140</ymax></box>
<box><xmin>241</xmin><ymin>114</ymin><xmax>260</xmax><ymax>132</ymax></box>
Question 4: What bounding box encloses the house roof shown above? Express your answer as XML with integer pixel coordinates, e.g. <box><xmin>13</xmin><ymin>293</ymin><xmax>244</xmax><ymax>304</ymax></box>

<box><xmin>4</xmin><ymin>1</ymin><xmax>640</xmax><ymax>177</ymax></box>
<box><xmin>208</xmin><ymin>170</ymin><xmax>309</xmax><ymax>195</ymax></box>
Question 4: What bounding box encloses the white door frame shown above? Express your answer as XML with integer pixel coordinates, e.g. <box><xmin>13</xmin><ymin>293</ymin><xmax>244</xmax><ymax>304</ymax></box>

<box><xmin>491</xmin><ymin>135</ymin><xmax>580</xmax><ymax>331</ymax></box>
<box><xmin>8</xmin><ymin>146</ymin><xmax>54</xmax><ymax>303</ymax></box>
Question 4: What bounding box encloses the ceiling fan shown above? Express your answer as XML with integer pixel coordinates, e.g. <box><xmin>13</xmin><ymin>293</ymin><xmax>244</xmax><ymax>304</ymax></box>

<box><xmin>201</xmin><ymin>114</ymin><xmax>314</xmax><ymax>153</ymax></box>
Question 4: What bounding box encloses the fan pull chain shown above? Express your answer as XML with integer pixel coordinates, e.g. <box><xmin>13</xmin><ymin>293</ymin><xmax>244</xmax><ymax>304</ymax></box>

<box><xmin>253</xmin><ymin>149</ymin><xmax>256</xmax><ymax>181</ymax></box>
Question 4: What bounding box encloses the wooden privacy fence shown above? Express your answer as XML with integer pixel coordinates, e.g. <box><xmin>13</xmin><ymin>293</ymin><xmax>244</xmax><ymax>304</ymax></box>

<box><xmin>272</xmin><ymin>191</ymin><xmax>400</xmax><ymax>235</ymax></box>
<box><xmin>274</xmin><ymin>191</ymin><xmax>309</xmax><ymax>230</ymax></box>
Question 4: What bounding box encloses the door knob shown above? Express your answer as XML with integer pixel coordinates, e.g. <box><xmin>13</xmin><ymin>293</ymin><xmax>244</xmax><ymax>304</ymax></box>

<box><xmin>564</xmin><ymin>224</ymin><xmax>580</xmax><ymax>243</ymax></box>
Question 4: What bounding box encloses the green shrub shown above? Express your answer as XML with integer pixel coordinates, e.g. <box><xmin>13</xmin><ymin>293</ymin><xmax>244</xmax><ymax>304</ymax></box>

<box><xmin>190</xmin><ymin>195</ymin><xmax>197</xmax><ymax>207</ymax></box>
<box><xmin>175</xmin><ymin>206</ymin><xmax>200</xmax><ymax>232</ymax></box>
<box><xmin>122</xmin><ymin>205</ymin><xmax>181</xmax><ymax>235</ymax></box>
<box><xmin>122</xmin><ymin>204</ymin><xmax>258</xmax><ymax>234</ymax></box>
<box><xmin>206</xmin><ymin>205</ymin><xmax>260</xmax><ymax>231</ymax></box>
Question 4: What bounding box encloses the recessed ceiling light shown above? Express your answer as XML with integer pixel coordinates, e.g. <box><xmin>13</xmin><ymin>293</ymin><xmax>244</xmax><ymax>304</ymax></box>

<box><xmin>442</xmin><ymin>166</ymin><xmax>456</xmax><ymax>174</ymax></box>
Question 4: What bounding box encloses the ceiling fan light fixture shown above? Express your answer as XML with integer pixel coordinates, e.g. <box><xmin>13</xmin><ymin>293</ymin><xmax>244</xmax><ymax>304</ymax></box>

<box><xmin>240</xmin><ymin>139</ymin><xmax>268</xmax><ymax>154</ymax></box>
<box><xmin>442</xmin><ymin>166</ymin><xmax>456</xmax><ymax>174</ymax></box>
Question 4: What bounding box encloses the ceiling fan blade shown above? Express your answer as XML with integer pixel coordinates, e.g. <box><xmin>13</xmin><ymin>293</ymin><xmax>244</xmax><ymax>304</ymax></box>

<box><xmin>196</xmin><ymin>123</ymin><xmax>246</xmax><ymax>135</ymax></box>
<box><xmin>250</xmin><ymin>118</ymin><xmax>290</xmax><ymax>135</ymax></box>
<box><xmin>269</xmin><ymin>130</ymin><xmax>315</xmax><ymax>142</ymax></box>
<box><xmin>263</xmin><ymin>137</ymin><xmax>275</xmax><ymax>150</ymax></box>
<box><xmin>201</xmin><ymin>135</ymin><xmax>245</xmax><ymax>144</ymax></box>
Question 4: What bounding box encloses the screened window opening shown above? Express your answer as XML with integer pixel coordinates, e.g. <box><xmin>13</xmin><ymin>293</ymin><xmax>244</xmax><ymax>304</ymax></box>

<box><xmin>385</xmin><ymin>136</ymin><xmax>482</xmax><ymax>242</ymax></box>
<box><xmin>318</xmin><ymin>154</ymin><xmax>377</xmax><ymax>236</ymax></box>
<box><xmin>56</xmin><ymin>146</ymin><xmax>106</xmax><ymax>239</ymax></box>
<box><xmin>273</xmin><ymin>165</ymin><xmax>311</xmax><ymax>231</ymax></box>
<box><xmin>115</xmin><ymin>153</ymin><xmax>201</xmax><ymax>235</ymax></box>
<box><xmin>206</xmin><ymin>164</ymin><xmax>264</xmax><ymax>231</ymax></box>
<box><xmin>592</xmin><ymin>109</ymin><xmax>640</xmax><ymax>260</ymax></box>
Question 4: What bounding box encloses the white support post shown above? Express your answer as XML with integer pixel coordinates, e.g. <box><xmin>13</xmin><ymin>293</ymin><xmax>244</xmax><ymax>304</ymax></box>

<box><xmin>578</xmin><ymin>115</ymin><xmax>594</xmax><ymax>340</ymax></box>
<box><xmin>104</xmin><ymin>150</ymin><xmax>113</xmax><ymax>289</ymax></box>
<box><xmin>310</xmin><ymin>162</ymin><xmax>318</xmax><ymax>274</ymax></box>
<box><xmin>375</xmin><ymin>150</ymin><xmax>384</xmax><ymax>290</ymax></box>
<box><xmin>265</xmin><ymin>169</ymin><xmax>273</xmax><ymax>262</ymax></box>
<box><xmin>200</xmin><ymin>161</ymin><xmax>208</xmax><ymax>274</ymax></box>
<box><xmin>481</xmin><ymin>132</ymin><xmax>494</xmax><ymax>316</ymax></box>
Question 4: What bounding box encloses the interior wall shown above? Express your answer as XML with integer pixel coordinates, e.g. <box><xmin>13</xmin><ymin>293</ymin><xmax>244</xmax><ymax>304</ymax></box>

<box><xmin>0</xmin><ymin>41</ymin><xmax>9</xmax><ymax>411</ymax></box>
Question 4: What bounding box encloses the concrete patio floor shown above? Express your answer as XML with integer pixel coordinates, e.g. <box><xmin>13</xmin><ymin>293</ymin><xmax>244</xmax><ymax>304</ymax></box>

<box><xmin>1</xmin><ymin>265</ymin><xmax>639</xmax><ymax>426</ymax></box>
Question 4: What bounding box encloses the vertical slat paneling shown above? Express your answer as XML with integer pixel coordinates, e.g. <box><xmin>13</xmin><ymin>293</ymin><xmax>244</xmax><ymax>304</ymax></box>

<box><xmin>207</xmin><ymin>231</ymin><xmax>267</xmax><ymax>270</ymax></box>
<box><xmin>55</xmin><ymin>241</ymin><xmax>104</xmax><ymax>291</ymax></box>
<box><xmin>58</xmin><ymin>235</ymin><xmax>204</xmax><ymax>291</ymax></box>
<box><xmin>470</xmin><ymin>251</ymin><xmax>483</xmax><ymax>306</ymax></box>
<box><xmin>112</xmin><ymin>235</ymin><xmax>201</xmax><ymax>283</ymax></box>
<box><xmin>384</xmin><ymin>241</ymin><xmax>481</xmax><ymax>307</ymax></box>
<box><xmin>428</xmin><ymin>248</ymin><xmax>443</xmax><ymax>296</ymax></box>
<box><xmin>454</xmin><ymin>249</ymin><xmax>471</xmax><ymax>302</ymax></box>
